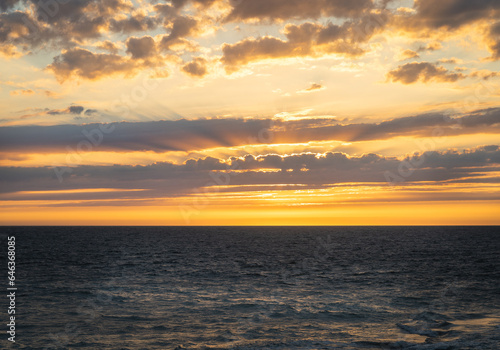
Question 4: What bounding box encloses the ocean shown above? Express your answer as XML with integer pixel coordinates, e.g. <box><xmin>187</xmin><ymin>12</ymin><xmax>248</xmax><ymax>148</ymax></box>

<box><xmin>1</xmin><ymin>226</ymin><xmax>499</xmax><ymax>349</ymax></box>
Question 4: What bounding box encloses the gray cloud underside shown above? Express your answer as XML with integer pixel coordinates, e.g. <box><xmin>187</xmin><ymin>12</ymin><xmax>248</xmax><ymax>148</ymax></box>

<box><xmin>1</xmin><ymin>108</ymin><xmax>499</xmax><ymax>153</ymax></box>
<box><xmin>0</xmin><ymin>146</ymin><xmax>499</xmax><ymax>202</ymax></box>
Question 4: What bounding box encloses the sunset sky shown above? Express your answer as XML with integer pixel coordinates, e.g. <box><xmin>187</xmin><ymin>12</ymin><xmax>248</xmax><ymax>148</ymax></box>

<box><xmin>1</xmin><ymin>0</ymin><xmax>499</xmax><ymax>225</ymax></box>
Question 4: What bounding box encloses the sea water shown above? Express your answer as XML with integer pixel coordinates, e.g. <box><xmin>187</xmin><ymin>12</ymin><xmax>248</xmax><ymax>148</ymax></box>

<box><xmin>1</xmin><ymin>226</ymin><xmax>499</xmax><ymax>349</ymax></box>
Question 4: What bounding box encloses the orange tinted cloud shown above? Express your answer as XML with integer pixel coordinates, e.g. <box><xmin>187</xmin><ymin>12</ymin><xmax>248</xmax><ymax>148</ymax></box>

<box><xmin>387</xmin><ymin>62</ymin><xmax>467</xmax><ymax>84</ymax></box>
<box><xmin>182</xmin><ymin>57</ymin><xmax>209</xmax><ymax>77</ymax></box>
<box><xmin>10</xmin><ymin>89</ymin><xmax>35</xmax><ymax>96</ymax></box>
<box><xmin>221</xmin><ymin>14</ymin><xmax>387</xmax><ymax>71</ymax></box>
<box><xmin>46</xmin><ymin>47</ymin><xmax>172</xmax><ymax>82</ymax></box>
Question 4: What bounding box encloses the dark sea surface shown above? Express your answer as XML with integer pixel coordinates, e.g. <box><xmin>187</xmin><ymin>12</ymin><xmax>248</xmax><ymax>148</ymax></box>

<box><xmin>1</xmin><ymin>226</ymin><xmax>499</xmax><ymax>349</ymax></box>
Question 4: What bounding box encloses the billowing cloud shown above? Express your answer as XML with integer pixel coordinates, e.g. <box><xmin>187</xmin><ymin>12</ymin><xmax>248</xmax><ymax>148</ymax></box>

<box><xmin>0</xmin><ymin>0</ymin><xmax>200</xmax><ymax>64</ymax></box>
<box><xmin>182</xmin><ymin>57</ymin><xmax>208</xmax><ymax>77</ymax></box>
<box><xmin>1</xmin><ymin>145</ymin><xmax>499</xmax><ymax>200</ymax></box>
<box><xmin>159</xmin><ymin>15</ymin><xmax>200</xmax><ymax>50</ymax></box>
<box><xmin>409</xmin><ymin>0</ymin><xmax>500</xmax><ymax>30</ymax></box>
<box><xmin>126</xmin><ymin>36</ymin><xmax>157</xmax><ymax>59</ymax></box>
<box><xmin>222</xmin><ymin>13</ymin><xmax>388</xmax><ymax>71</ymax></box>
<box><xmin>386</xmin><ymin>62</ymin><xmax>466</xmax><ymax>84</ymax></box>
<box><xmin>390</xmin><ymin>0</ymin><xmax>500</xmax><ymax>60</ymax></box>
<box><xmin>46</xmin><ymin>48</ymin><xmax>164</xmax><ymax>82</ymax></box>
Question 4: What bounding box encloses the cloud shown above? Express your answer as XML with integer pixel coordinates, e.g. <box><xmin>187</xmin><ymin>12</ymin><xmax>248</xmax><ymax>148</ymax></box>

<box><xmin>9</xmin><ymin>88</ymin><xmax>60</xmax><ymax>98</ymax></box>
<box><xmin>298</xmin><ymin>83</ymin><xmax>326</xmax><ymax>94</ymax></box>
<box><xmin>0</xmin><ymin>1</ymin><xmax>187</xmax><ymax>62</ymax></box>
<box><xmin>1</xmin><ymin>145</ymin><xmax>499</xmax><ymax>200</ymax></box>
<box><xmin>109</xmin><ymin>12</ymin><xmax>158</xmax><ymax>34</ymax></box>
<box><xmin>420</xmin><ymin>0</ymin><xmax>500</xmax><ymax>28</ymax></box>
<box><xmin>18</xmin><ymin>105</ymin><xmax>91</xmax><ymax>119</ymax></box>
<box><xmin>96</xmin><ymin>40</ymin><xmax>120</xmax><ymax>54</ymax></box>
<box><xmin>159</xmin><ymin>15</ymin><xmax>200</xmax><ymax>50</ymax></box>
<box><xmin>470</xmin><ymin>70</ymin><xmax>500</xmax><ymax>80</ymax></box>
<box><xmin>398</xmin><ymin>49</ymin><xmax>419</xmax><ymax>60</ymax></box>
<box><xmin>44</xmin><ymin>90</ymin><xmax>60</xmax><ymax>98</ymax></box>
<box><xmin>2</xmin><ymin>108</ymin><xmax>500</xmax><ymax>153</ymax></box>
<box><xmin>225</xmin><ymin>0</ymin><xmax>374</xmax><ymax>22</ymax></box>
<box><xmin>386</xmin><ymin>62</ymin><xmax>466</xmax><ymax>84</ymax></box>
<box><xmin>181</xmin><ymin>57</ymin><xmax>208</xmax><ymax>77</ymax></box>
<box><xmin>389</xmin><ymin>0</ymin><xmax>500</xmax><ymax>59</ymax></box>
<box><xmin>10</xmin><ymin>89</ymin><xmax>35</xmax><ymax>96</ymax></box>
<box><xmin>84</xmin><ymin>109</ymin><xmax>98</xmax><ymax>116</ymax></box>
<box><xmin>486</xmin><ymin>21</ymin><xmax>500</xmax><ymax>60</ymax></box>
<box><xmin>68</xmin><ymin>106</ymin><xmax>85</xmax><ymax>115</ymax></box>
<box><xmin>0</xmin><ymin>44</ymin><xmax>22</xmax><ymax>58</ymax></box>
<box><xmin>438</xmin><ymin>58</ymin><xmax>463</xmax><ymax>64</ymax></box>
<box><xmin>126</xmin><ymin>36</ymin><xmax>157</xmax><ymax>59</ymax></box>
<box><xmin>0</xmin><ymin>0</ymin><xmax>21</xmax><ymax>11</ymax></box>
<box><xmin>395</xmin><ymin>0</ymin><xmax>500</xmax><ymax>30</ymax></box>
<box><xmin>221</xmin><ymin>13</ymin><xmax>388</xmax><ymax>71</ymax></box>
<box><xmin>46</xmin><ymin>47</ymin><xmax>165</xmax><ymax>82</ymax></box>
<box><xmin>0</xmin><ymin>11</ymin><xmax>46</xmax><ymax>51</ymax></box>
<box><xmin>417</xmin><ymin>41</ymin><xmax>442</xmax><ymax>52</ymax></box>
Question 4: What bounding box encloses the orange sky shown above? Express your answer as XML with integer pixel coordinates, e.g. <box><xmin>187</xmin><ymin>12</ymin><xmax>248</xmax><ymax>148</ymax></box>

<box><xmin>1</xmin><ymin>0</ymin><xmax>500</xmax><ymax>225</ymax></box>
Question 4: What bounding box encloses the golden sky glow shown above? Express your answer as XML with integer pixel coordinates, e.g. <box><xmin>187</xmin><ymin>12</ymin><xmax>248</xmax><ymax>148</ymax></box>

<box><xmin>1</xmin><ymin>0</ymin><xmax>500</xmax><ymax>225</ymax></box>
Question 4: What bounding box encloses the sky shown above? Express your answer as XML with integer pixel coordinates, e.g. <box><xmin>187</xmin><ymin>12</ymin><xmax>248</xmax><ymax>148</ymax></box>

<box><xmin>0</xmin><ymin>0</ymin><xmax>499</xmax><ymax>225</ymax></box>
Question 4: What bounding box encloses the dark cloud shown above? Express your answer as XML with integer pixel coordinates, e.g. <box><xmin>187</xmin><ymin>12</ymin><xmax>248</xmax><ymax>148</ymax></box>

<box><xmin>84</xmin><ymin>109</ymin><xmax>98</xmax><ymax>116</ymax></box>
<box><xmin>126</xmin><ymin>36</ymin><xmax>157</xmax><ymax>59</ymax></box>
<box><xmin>182</xmin><ymin>57</ymin><xmax>208</xmax><ymax>77</ymax></box>
<box><xmin>0</xmin><ymin>0</ymin><xmax>21</xmax><ymax>11</ymax></box>
<box><xmin>159</xmin><ymin>15</ymin><xmax>199</xmax><ymax>50</ymax></box>
<box><xmin>69</xmin><ymin>106</ymin><xmax>84</xmax><ymax>115</ymax></box>
<box><xmin>18</xmin><ymin>105</ymin><xmax>92</xmax><ymax>118</ymax></box>
<box><xmin>410</xmin><ymin>0</ymin><xmax>500</xmax><ymax>29</ymax></box>
<box><xmin>1</xmin><ymin>108</ymin><xmax>500</xmax><ymax>153</ymax></box>
<box><xmin>0</xmin><ymin>11</ymin><xmax>46</xmax><ymax>49</ymax></box>
<box><xmin>109</xmin><ymin>13</ymin><xmax>158</xmax><ymax>34</ymax></box>
<box><xmin>49</xmin><ymin>106</ymin><xmax>82</xmax><ymax>115</ymax></box>
<box><xmin>170</xmin><ymin>0</ymin><xmax>219</xmax><ymax>10</ymax></box>
<box><xmin>487</xmin><ymin>21</ymin><xmax>500</xmax><ymax>60</ymax></box>
<box><xmin>225</xmin><ymin>0</ymin><xmax>374</xmax><ymax>22</ymax></box>
<box><xmin>154</xmin><ymin>3</ymin><xmax>178</xmax><ymax>19</ymax></box>
<box><xmin>0</xmin><ymin>0</ymin><xmax>161</xmax><ymax>60</ymax></box>
<box><xmin>1</xmin><ymin>145</ymin><xmax>499</xmax><ymax>200</ymax></box>
<box><xmin>386</xmin><ymin>62</ymin><xmax>466</xmax><ymax>84</ymax></box>
<box><xmin>389</xmin><ymin>1</ymin><xmax>500</xmax><ymax>59</ymax></box>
